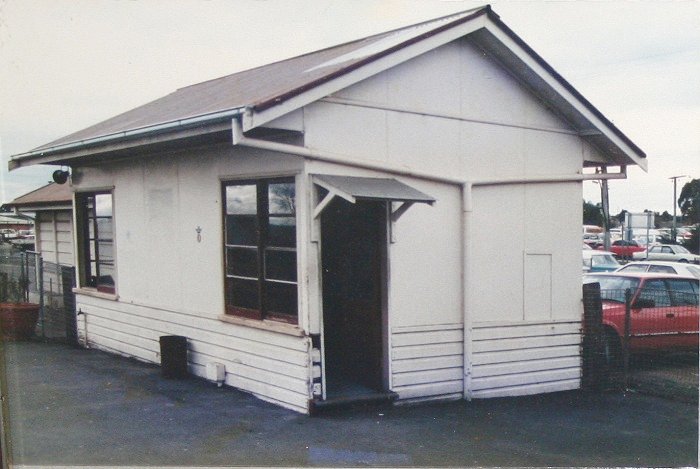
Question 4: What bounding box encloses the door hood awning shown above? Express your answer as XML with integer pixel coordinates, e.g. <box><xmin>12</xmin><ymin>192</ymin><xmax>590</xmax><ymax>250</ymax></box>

<box><xmin>313</xmin><ymin>174</ymin><xmax>435</xmax><ymax>204</ymax></box>
<box><xmin>312</xmin><ymin>174</ymin><xmax>435</xmax><ymax>221</ymax></box>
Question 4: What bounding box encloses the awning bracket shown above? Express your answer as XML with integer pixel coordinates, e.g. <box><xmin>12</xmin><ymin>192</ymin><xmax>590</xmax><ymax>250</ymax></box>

<box><xmin>313</xmin><ymin>191</ymin><xmax>338</xmax><ymax>219</ymax></box>
<box><xmin>391</xmin><ymin>201</ymin><xmax>415</xmax><ymax>222</ymax></box>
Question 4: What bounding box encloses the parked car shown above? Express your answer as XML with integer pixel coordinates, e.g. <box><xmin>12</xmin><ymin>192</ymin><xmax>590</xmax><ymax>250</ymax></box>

<box><xmin>583</xmin><ymin>272</ymin><xmax>699</xmax><ymax>361</ymax></box>
<box><xmin>632</xmin><ymin>244</ymin><xmax>700</xmax><ymax>264</ymax></box>
<box><xmin>0</xmin><ymin>228</ymin><xmax>18</xmax><ymax>240</ymax></box>
<box><xmin>633</xmin><ymin>234</ymin><xmax>663</xmax><ymax>248</ymax></box>
<box><xmin>616</xmin><ymin>261</ymin><xmax>700</xmax><ymax>279</ymax></box>
<box><xmin>583</xmin><ymin>234</ymin><xmax>604</xmax><ymax>249</ymax></box>
<box><xmin>598</xmin><ymin>239</ymin><xmax>645</xmax><ymax>260</ymax></box>
<box><xmin>582</xmin><ymin>250</ymin><xmax>620</xmax><ymax>273</ymax></box>
<box><xmin>677</xmin><ymin>227</ymin><xmax>694</xmax><ymax>242</ymax></box>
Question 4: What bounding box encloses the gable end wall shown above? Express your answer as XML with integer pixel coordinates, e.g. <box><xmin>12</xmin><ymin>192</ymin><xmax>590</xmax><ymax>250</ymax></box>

<box><xmin>302</xmin><ymin>37</ymin><xmax>585</xmax><ymax>400</ymax></box>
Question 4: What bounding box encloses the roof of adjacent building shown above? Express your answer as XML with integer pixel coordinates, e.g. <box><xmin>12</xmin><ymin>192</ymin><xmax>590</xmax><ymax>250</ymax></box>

<box><xmin>0</xmin><ymin>214</ymin><xmax>33</xmax><ymax>225</ymax></box>
<box><xmin>11</xmin><ymin>5</ymin><xmax>646</xmax><ymax>170</ymax></box>
<box><xmin>3</xmin><ymin>182</ymin><xmax>72</xmax><ymax>210</ymax></box>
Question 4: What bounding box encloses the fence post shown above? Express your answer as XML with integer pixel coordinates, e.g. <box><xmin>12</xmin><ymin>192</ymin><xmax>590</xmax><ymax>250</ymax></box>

<box><xmin>582</xmin><ymin>282</ymin><xmax>604</xmax><ymax>390</ymax></box>
<box><xmin>623</xmin><ymin>288</ymin><xmax>632</xmax><ymax>391</ymax></box>
<box><xmin>20</xmin><ymin>252</ymin><xmax>28</xmax><ymax>302</ymax></box>
<box><xmin>61</xmin><ymin>266</ymin><xmax>78</xmax><ymax>345</ymax></box>
<box><xmin>36</xmin><ymin>254</ymin><xmax>45</xmax><ymax>338</ymax></box>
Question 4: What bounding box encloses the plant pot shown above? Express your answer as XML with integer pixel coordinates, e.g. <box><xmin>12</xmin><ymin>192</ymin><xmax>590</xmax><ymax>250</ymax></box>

<box><xmin>0</xmin><ymin>302</ymin><xmax>40</xmax><ymax>340</ymax></box>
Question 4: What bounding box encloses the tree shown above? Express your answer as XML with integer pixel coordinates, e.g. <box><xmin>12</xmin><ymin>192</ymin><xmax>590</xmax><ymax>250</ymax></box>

<box><xmin>583</xmin><ymin>200</ymin><xmax>603</xmax><ymax>226</ymax></box>
<box><xmin>659</xmin><ymin>211</ymin><xmax>673</xmax><ymax>222</ymax></box>
<box><xmin>615</xmin><ymin>209</ymin><xmax>627</xmax><ymax>224</ymax></box>
<box><xmin>678</xmin><ymin>178</ymin><xmax>700</xmax><ymax>224</ymax></box>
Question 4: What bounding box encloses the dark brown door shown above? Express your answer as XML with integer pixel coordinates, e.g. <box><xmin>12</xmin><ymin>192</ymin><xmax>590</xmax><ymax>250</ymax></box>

<box><xmin>321</xmin><ymin>198</ymin><xmax>385</xmax><ymax>395</ymax></box>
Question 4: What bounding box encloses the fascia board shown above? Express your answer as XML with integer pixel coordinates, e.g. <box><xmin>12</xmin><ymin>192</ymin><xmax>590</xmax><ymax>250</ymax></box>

<box><xmin>242</xmin><ymin>15</ymin><xmax>489</xmax><ymax>131</ymax></box>
<box><xmin>13</xmin><ymin>204</ymin><xmax>72</xmax><ymax>212</ymax></box>
<box><xmin>480</xmin><ymin>21</ymin><xmax>648</xmax><ymax>172</ymax></box>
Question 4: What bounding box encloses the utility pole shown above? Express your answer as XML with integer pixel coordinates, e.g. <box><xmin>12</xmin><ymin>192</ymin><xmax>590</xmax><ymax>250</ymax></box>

<box><xmin>0</xmin><ymin>137</ymin><xmax>6</xmax><ymax>205</ymax></box>
<box><xmin>669</xmin><ymin>175</ymin><xmax>687</xmax><ymax>243</ymax></box>
<box><xmin>599</xmin><ymin>167</ymin><xmax>611</xmax><ymax>251</ymax></box>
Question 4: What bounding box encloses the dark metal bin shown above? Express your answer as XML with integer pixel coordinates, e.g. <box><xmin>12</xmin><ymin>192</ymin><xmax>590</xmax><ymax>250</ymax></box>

<box><xmin>159</xmin><ymin>335</ymin><xmax>188</xmax><ymax>379</ymax></box>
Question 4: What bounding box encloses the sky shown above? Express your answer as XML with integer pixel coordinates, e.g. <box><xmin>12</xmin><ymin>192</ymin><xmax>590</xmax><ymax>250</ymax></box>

<box><xmin>1</xmin><ymin>0</ymin><xmax>698</xmax><ymax>216</ymax></box>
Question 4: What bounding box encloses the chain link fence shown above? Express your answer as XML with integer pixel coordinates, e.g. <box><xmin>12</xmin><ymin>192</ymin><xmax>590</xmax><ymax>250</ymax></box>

<box><xmin>582</xmin><ymin>282</ymin><xmax>699</xmax><ymax>402</ymax></box>
<box><xmin>0</xmin><ymin>244</ymin><xmax>77</xmax><ymax>343</ymax></box>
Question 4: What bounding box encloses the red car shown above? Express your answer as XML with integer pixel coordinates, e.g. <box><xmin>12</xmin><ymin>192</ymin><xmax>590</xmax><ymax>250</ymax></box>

<box><xmin>584</xmin><ymin>272</ymin><xmax>699</xmax><ymax>360</ymax></box>
<box><xmin>597</xmin><ymin>239</ymin><xmax>645</xmax><ymax>260</ymax></box>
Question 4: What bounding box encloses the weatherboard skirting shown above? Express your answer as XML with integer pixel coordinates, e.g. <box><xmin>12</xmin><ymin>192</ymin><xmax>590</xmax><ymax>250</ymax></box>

<box><xmin>469</xmin><ymin>320</ymin><xmax>582</xmax><ymax>398</ymax></box>
<box><xmin>391</xmin><ymin>323</ymin><xmax>465</xmax><ymax>400</ymax></box>
<box><xmin>75</xmin><ymin>294</ymin><xmax>311</xmax><ymax>413</ymax></box>
<box><xmin>76</xmin><ymin>294</ymin><xmax>309</xmax><ymax>351</ymax></box>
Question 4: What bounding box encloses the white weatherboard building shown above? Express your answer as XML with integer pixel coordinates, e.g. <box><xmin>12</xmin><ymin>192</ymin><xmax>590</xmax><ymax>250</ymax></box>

<box><xmin>10</xmin><ymin>6</ymin><xmax>646</xmax><ymax>413</ymax></box>
<box><xmin>3</xmin><ymin>182</ymin><xmax>75</xmax><ymax>267</ymax></box>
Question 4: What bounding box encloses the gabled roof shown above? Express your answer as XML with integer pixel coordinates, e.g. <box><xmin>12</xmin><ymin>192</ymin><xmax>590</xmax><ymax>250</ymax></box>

<box><xmin>3</xmin><ymin>182</ymin><xmax>72</xmax><ymax>211</ymax></box>
<box><xmin>10</xmin><ymin>5</ymin><xmax>646</xmax><ymax>170</ymax></box>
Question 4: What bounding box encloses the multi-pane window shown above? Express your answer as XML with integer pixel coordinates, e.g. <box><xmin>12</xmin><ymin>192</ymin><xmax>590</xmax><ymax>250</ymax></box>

<box><xmin>223</xmin><ymin>178</ymin><xmax>297</xmax><ymax>323</ymax></box>
<box><xmin>77</xmin><ymin>192</ymin><xmax>115</xmax><ymax>294</ymax></box>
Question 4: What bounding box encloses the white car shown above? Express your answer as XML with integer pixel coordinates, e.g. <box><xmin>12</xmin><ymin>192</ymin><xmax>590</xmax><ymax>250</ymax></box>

<box><xmin>632</xmin><ymin>244</ymin><xmax>700</xmax><ymax>264</ymax></box>
<box><xmin>582</xmin><ymin>250</ymin><xmax>620</xmax><ymax>273</ymax></box>
<box><xmin>633</xmin><ymin>234</ymin><xmax>663</xmax><ymax>247</ymax></box>
<box><xmin>616</xmin><ymin>261</ymin><xmax>700</xmax><ymax>279</ymax></box>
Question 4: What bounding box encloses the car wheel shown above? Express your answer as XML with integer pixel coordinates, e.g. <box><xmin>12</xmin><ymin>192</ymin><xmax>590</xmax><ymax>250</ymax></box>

<box><xmin>602</xmin><ymin>330</ymin><xmax>622</xmax><ymax>369</ymax></box>
<box><xmin>678</xmin><ymin>259</ymin><xmax>689</xmax><ymax>263</ymax></box>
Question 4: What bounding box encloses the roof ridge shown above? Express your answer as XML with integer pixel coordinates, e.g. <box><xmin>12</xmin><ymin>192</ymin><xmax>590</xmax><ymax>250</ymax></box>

<box><xmin>174</xmin><ymin>5</ymin><xmax>490</xmax><ymax>93</ymax></box>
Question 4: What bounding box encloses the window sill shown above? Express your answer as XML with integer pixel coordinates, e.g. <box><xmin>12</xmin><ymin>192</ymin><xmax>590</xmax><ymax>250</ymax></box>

<box><xmin>217</xmin><ymin>314</ymin><xmax>305</xmax><ymax>337</ymax></box>
<box><xmin>72</xmin><ymin>288</ymin><xmax>119</xmax><ymax>301</ymax></box>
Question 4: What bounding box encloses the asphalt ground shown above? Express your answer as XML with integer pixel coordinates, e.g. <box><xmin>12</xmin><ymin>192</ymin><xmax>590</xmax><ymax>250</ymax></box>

<box><xmin>1</xmin><ymin>340</ymin><xmax>698</xmax><ymax>468</ymax></box>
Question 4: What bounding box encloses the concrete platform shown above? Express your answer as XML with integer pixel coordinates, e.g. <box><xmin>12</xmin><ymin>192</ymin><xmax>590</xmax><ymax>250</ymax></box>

<box><xmin>1</xmin><ymin>340</ymin><xmax>697</xmax><ymax>467</ymax></box>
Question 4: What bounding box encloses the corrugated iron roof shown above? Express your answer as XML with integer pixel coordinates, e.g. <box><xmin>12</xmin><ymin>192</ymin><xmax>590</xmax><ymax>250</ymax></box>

<box><xmin>33</xmin><ymin>7</ymin><xmax>487</xmax><ymax>152</ymax></box>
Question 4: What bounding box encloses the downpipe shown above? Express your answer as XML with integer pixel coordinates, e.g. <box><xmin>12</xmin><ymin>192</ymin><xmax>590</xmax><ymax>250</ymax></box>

<box><xmin>77</xmin><ymin>309</ymin><xmax>88</xmax><ymax>348</ymax></box>
<box><xmin>462</xmin><ymin>182</ymin><xmax>473</xmax><ymax>400</ymax></box>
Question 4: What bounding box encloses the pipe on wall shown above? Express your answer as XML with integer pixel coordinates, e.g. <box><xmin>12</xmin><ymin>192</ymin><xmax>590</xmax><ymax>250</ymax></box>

<box><xmin>461</xmin><ymin>182</ymin><xmax>473</xmax><ymax>399</ymax></box>
<box><xmin>232</xmin><ymin>118</ymin><xmax>627</xmax><ymax>187</ymax></box>
<box><xmin>231</xmin><ymin>117</ymin><xmax>627</xmax><ymax>400</ymax></box>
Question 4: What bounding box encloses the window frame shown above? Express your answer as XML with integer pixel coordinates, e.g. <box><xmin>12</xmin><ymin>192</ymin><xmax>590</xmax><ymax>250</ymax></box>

<box><xmin>76</xmin><ymin>190</ymin><xmax>116</xmax><ymax>295</ymax></box>
<box><xmin>638</xmin><ymin>279</ymin><xmax>671</xmax><ymax>307</ymax></box>
<box><xmin>666</xmin><ymin>279</ymin><xmax>700</xmax><ymax>307</ymax></box>
<box><xmin>222</xmin><ymin>177</ymin><xmax>298</xmax><ymax>324</ymax></box>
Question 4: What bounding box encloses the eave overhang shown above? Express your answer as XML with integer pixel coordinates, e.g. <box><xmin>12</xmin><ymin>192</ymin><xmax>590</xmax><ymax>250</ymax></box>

<box><xmin>9</xmin><ymin>109</ymin><xmax>243</xmax><ymax>170</ymax></box>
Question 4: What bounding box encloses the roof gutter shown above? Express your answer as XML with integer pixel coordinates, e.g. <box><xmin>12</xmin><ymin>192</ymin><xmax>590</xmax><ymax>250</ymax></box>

<box><xmin>9</xmin><ymin>107</ymin><xmax>246</xmax><ymax>171</ymax></box>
